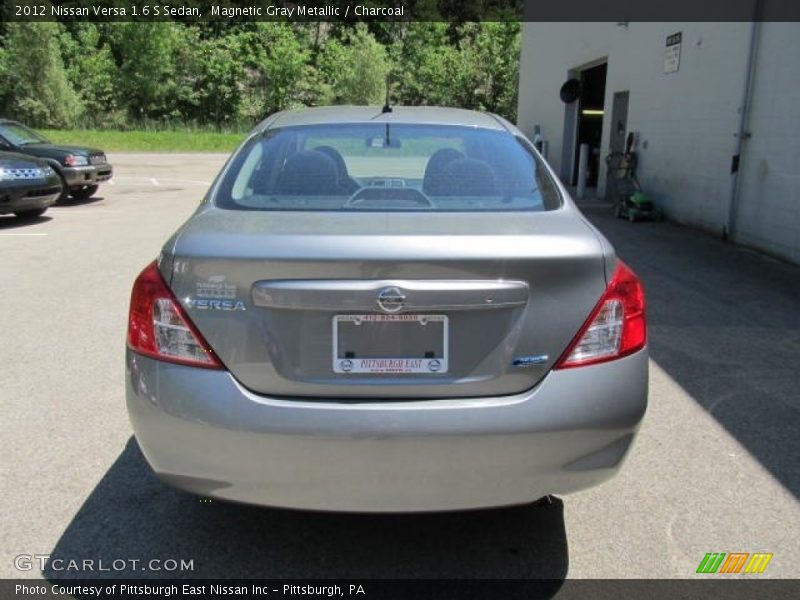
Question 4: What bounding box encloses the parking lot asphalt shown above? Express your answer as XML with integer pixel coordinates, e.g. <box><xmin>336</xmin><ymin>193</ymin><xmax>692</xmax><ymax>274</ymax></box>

<box><xmin>0</xmin><ymin>153</ymin><xmax>797</xmax><ymax>580</ymax></box>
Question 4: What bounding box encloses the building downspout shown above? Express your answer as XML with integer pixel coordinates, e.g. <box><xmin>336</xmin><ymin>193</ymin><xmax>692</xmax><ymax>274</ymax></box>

<box><xmin>725</xmin><ymin>4</ymin><xmax>761</xmax><ymax>242</ymax></box>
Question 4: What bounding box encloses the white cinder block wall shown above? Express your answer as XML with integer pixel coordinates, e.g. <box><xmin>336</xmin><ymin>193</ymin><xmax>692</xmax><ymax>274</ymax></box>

<box><xmin>517</xmin><ymin>22</ymin><xmax>800</xmax><ymax>264</ymax></box>
<box><xmin>733</xmin><ymin>23</ymin><xmax>800</xmax><ymax>262</ymax></box>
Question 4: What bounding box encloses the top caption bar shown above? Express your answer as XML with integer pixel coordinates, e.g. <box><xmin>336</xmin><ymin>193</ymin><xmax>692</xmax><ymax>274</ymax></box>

<box><xmin>4</xmin><ymin>0</ymin><xmax>800</xmax><ymax>22</ymax></box>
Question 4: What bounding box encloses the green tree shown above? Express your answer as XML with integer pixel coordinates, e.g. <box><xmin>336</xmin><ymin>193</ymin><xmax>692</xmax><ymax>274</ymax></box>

<box><xmin>0</xmin><ymin>17</ymin><xmax>523</xmax><ymax>129</ymax></box>
<box><xmin>0</xmin><ymin>21</ymin><xmax>82</xmax><ymax>127</ymax></box>
<box><xmin>164</xmin><ymin>25</ymin><xmax>204</xmax><ymax>124</ymax></box>
<box><xmin>236</xmin><ymin>23</ymin><xmax>310</xmax><ymax>119</ymax></box>
<box><xmin>0</xmin><ymin>45</ymin><xmax>7</xmax><ymax>107</ymax></box>
<box><xmin>60</xmin><ymin>23</ymin><xmax>120</xmax><ymax>126</ymax></box>
<box><xmin>110</xmin><ymin>22</ymin><xmax>192</xmax><ymax>123</ymax></box>
<box><xmin>193</xmin><ymin>35</ymin><xmax>246</xmax><ymax>128</ymax></box>
<box><xmin>390</xmin><ymin>21</ymin><xmax>521</xmax><ymax>119</ymax></box>
<box><xmin>456</xmin><ymin>21</ymin><xmax>521</xmax><ymax>120</ymax></box>
<box><xmin>320</xmin><ymin>24</ymin><xmax>390</xmax><ymax>105</ymax></box>
<box><xmin>390</xmin><ymin>22</ymin><xmax>462</xmax><ymax>107</ymax></box>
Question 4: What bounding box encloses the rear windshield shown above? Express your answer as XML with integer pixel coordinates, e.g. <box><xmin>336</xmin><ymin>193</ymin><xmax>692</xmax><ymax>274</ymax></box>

<box><xmin>214</xmin><ymin>124</ymin><xmax>561</xmax><ymax>212</ymax></box>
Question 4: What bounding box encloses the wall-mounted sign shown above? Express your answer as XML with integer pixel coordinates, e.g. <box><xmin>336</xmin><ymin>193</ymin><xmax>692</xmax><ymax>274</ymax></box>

<box><xmin>664</xmin><ymin>32</ymin><xmax>682</xmax><ymax>74</ymax></box>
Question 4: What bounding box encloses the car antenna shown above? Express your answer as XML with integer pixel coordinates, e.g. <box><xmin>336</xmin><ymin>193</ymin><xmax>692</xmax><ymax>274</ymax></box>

<box><xmin>382</xmin><ymin>76</ymin><xmax>393</xmax><ymax>113</ymax></box>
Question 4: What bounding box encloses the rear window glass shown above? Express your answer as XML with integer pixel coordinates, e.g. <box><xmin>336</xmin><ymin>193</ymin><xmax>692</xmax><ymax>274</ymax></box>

<box><xmin>214</xmin><ymin>124</ymin><xmax>561</xmax><ymax>212</ymax></box>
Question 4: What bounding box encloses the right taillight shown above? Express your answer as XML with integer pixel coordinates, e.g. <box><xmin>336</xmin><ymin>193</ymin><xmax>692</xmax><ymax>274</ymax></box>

<box><xmin>127</xmin><ymin>261</ymin><xmax>224</xmax><ymax>369</ymax></box>
<box><xmin>554</xmin><ymin>260</ymin><xmax>646</xmax><ymax>369</ymax></box>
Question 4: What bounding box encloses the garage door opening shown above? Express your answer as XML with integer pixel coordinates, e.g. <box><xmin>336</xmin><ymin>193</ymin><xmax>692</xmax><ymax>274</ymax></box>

<box><xmin>572</xmin><ymin>62</ymin><xmax>607</xmax><ymax>189</ymax></box>
<box><xmin>561</xmin><ymin>61</ymin><xmax>608</xmax><ymax>192</ymax></box>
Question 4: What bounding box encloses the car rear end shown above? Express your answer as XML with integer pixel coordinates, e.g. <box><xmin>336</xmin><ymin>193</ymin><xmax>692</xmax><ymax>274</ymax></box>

<box><xmin>126</xmin><ymin>110</ymin><xmax>648</xmax><ymax>512</ymax></box>
<box><xmin>61</xmin><ymin>151</ymin><xmax>113</xmax><ymax>187</ymax></box>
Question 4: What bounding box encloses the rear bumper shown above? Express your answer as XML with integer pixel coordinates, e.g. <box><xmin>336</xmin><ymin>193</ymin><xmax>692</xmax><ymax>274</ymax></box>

<box><xmin>61</xmin><ymin>164</ymin><xmax>113</xmax><ymax>187</ymax></box>
<box><xmin>126</xmin><ymin>349</ymin><xmax>648</xmax><ymax>512</ymax></box>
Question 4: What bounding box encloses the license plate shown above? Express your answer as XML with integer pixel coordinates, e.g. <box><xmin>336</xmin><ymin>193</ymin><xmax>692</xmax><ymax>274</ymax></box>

<box><xmin>333</xmin><ymin>314</ymin><xmax>448</xmax><ymax>374</ymax></box>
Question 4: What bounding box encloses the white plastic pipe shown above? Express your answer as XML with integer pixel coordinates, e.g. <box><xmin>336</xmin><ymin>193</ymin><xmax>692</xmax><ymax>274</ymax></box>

<box><xmin>576</xmin><ymin>143</ymin><xmax>589</xmax><ymax>200</ymax></box>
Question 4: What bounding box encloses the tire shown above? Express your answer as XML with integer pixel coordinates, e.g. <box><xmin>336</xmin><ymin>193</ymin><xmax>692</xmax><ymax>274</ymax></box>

<box><xmin>55</xmin><ymin>171</ymin><xmax>70</xmax><ymax>204</ymax></box>
<box><xmin>531</xmin><ymin>495</ymin><xmax>555</xmax><ymax>507</ymax></box>
<box><xmin>70</xmin><ymin>184</ymin><xmax>99</xmax><ymax>200</ymax></box>
<box><xmin>14</xmin><ymin>208</ymin><xmax>47</xmax><ymax>220</ymax></box>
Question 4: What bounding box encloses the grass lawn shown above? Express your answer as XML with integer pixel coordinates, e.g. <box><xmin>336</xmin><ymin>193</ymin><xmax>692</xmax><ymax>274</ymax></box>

<box><xmin>39</xmin><ymin>129</ymin><xmax>246</xmax><ymax>153</ymax></box>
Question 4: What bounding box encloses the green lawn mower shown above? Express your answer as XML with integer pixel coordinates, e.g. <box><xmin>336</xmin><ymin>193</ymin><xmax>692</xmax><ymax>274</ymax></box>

<box><xmin>606</xmin><ymin>144</ymin><xmax>662</xmax><ymax>223</ymax></box>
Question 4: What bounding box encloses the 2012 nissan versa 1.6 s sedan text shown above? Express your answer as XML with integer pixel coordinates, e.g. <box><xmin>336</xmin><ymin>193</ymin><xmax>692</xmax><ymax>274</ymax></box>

<box><xmin>126</xmin><ymin>106</ymin><xmax>648</xmax><ymax>512</ymax></box>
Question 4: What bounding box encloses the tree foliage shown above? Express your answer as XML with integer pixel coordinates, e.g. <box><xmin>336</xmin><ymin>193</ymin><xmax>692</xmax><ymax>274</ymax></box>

<box><xmin>0</xmin><ymin>20</ymin><xmax>521</xmax><ymax>130</ymax></box>
<box><xmin>0</xmin><ymin>22</ymin><xmax>82</xmax><ymax>127</ymax></box>
<box><xmin>320</xmin><ymin>24</ymin><xmax>390</xmax><ymax>105</ymax></box>
<box><xmin>60</xmin><ymin>23</ymin><xmax>120</xmax><ymax>126</ymax></box>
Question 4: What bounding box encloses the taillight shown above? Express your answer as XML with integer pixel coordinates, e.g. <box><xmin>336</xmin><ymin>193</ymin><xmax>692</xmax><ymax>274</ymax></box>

<box><xmin>127</xmin><ymin>261</ymin><xmax>224</xmax><ymax>369</ymax></box>
<box><xmin>554</xmin><ymin>260</ymin><xmax>646</xmax><ymax>369</ymax></box>
<box><xmin>64</xmin><ymin>155</ymin><xmax>88</xmax><ymax>167</ymax></box>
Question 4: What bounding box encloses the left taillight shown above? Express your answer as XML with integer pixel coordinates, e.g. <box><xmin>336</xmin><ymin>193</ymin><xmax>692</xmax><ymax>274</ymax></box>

<box><xmin>127</xmin><ymin>261</ymin><xmax>224</xmax><ymax>369</ymax></box>
<box><xmin>64</xmin><ymin>155</ymin><xmax>88</xmax><ymax>167</ymax></box>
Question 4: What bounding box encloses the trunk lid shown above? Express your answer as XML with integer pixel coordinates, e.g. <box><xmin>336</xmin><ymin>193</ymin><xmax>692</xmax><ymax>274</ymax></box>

<box><xmin>165</xmin><ymin>206</ymin><xmax>607</xmax><ymax>399</ymax></box>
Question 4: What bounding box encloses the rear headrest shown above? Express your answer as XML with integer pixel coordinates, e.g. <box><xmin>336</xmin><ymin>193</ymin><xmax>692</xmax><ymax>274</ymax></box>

<box><xmin>276</xmin><ymin>150</ymin><xmax>338</xmax><ymax>195</ymax></box>
<box><xmin>423</xmin><ymin>148</ymin><xmax>465</xmax><ymax>195</ymax></box>
<box><xmin>437</xmin><ymin>158</ymin><xmax>497</xmax><ymax>196</ymax></box>
<box><xmin>313</xmin><ymin>145</ymin><xmax>349</xmax><ymax>179</ymax></box>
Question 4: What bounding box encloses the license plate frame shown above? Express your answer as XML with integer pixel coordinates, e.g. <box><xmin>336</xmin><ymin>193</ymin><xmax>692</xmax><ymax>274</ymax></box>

<box><xmin>333</xmin><ymin>314</ymin><xmax>449</xmax><ymax>374</ymax></box>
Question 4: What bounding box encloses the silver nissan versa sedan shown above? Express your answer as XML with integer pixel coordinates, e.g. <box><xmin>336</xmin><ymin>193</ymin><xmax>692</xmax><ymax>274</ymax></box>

<box><xmin>126</xmin><ymin>106</ymin><xmax>648</xmax><ymax>512</ymax></box>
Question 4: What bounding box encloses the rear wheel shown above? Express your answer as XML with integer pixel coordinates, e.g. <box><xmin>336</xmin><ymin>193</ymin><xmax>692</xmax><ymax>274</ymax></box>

<box><xmin>14</xmin><ymin>208</ymin><xmax>47</xmax><ymax>220</ymax></box>
<box><xmin>70</xmin><ymin>184</ymin><xmax>99</xmax><ymax>200</ymax></box>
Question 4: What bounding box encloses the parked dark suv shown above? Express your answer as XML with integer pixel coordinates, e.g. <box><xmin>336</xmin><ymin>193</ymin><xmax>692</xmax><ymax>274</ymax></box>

<box><xmin>0</xmin><ymin>120</ymin><xmax>112</xmax><ymax>201</ymax></box>
<box><xmin>0</xmin><ymin>151</ymin><xmax>63</xmax><ymax>219</ymax></box>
